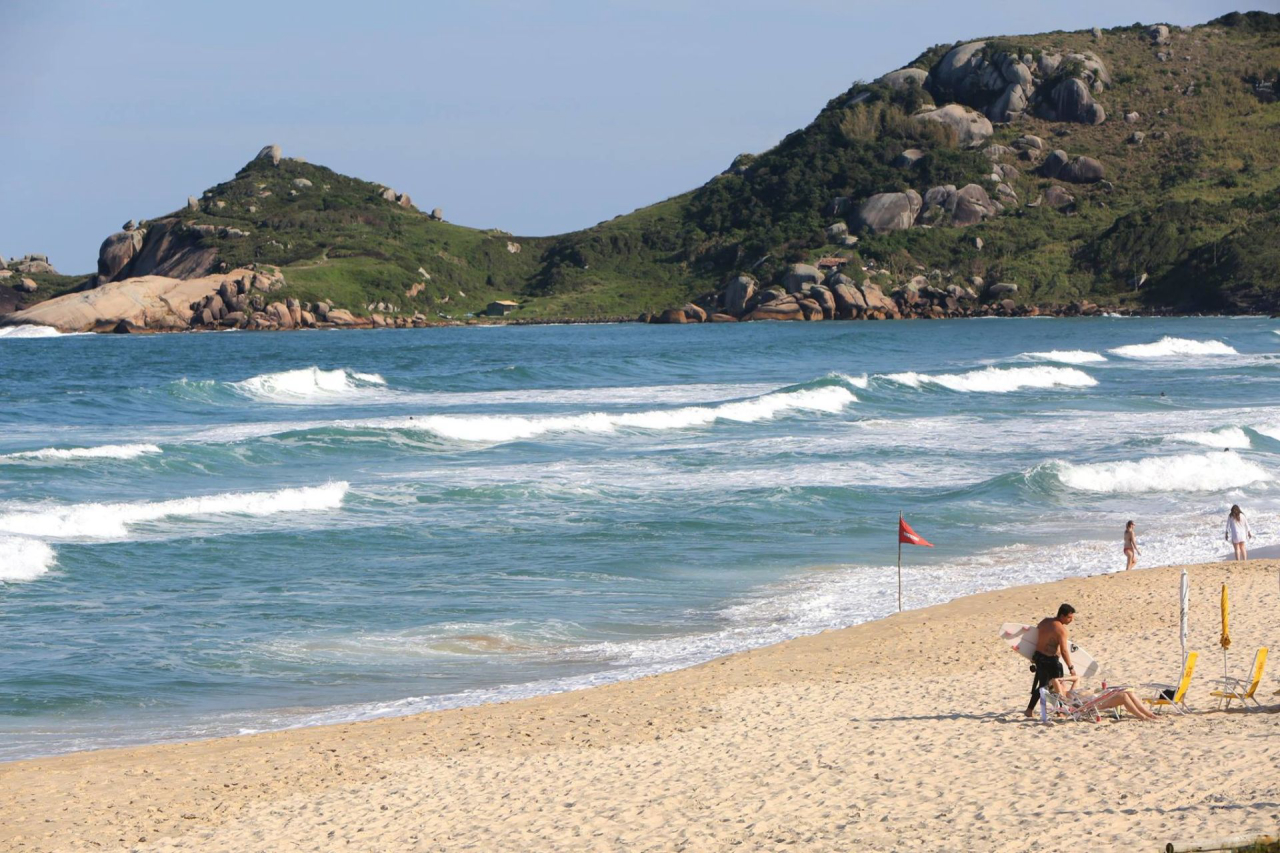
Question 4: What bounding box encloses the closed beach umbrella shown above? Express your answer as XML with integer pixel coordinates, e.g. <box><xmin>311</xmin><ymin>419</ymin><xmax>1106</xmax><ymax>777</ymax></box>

<box><xmin>1179</xmin><ymin>568</ymin><xmax>1189</xmax><ymax>669</ymax></box>
<box><xmin>1219</xmin><ymin>582</ymin><xmax>1231</xmax><ymax>677</ymax></box>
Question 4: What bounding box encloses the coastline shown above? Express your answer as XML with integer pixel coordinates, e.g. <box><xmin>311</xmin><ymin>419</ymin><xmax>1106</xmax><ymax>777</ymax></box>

<box><xmin>3</xmin><ymin>559</ymin><xmax>1277</xmax><ymax>852</ymax></box>
<box><xmin>4</xmin><ymin>306</ymin><xmax>1272</xmax><ymax>337</ymax></box>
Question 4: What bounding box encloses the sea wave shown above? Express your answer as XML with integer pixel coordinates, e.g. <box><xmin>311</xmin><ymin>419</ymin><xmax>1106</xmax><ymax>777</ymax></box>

<box><xmin>1051</xmin><ymin>451</ymin><xmax>1269</xmax><ymax>494</ymax></box>
<box><xmin>231</xmin><ymin>367</ymin><xmax>388</xmax><ymax>403</ymax></box>
<box><xmin>0</xmin><ymin>536</ymin><xmax>57</xmax><ymax>582</ymax></box>
<box><xmin>368</xmin><ymin>384</ymin><xmax>857</xmax><ymax>443</ymax></box>
<box><xmin>1164</xmin><ymin>427</ymin><xmax>1251</xmax><ymax>450</ymax></box>
<box><xmin>0</xmin><ymin>326</ymin><xmax>86</xmax><ymax>340</ymax></box>
<box><xmin>1</xmin><ymin>443</ymin><xmax>162</xmax><ymax>462</ymax></box>
<box><xmin>1109</xmin><ymin>336</ymin><xmax>1238</xmax><ymax>358</ymax></box>
<box><xmin>0</xmin><ymin>482</ymin><xmax>349</xmax><ymax>540</ymax></box>
<box><xmin>879</xmin><ymin>365</ymin><xmax>1096</xmax><ymax>393</ymax></box>
<box><xmin>1019</xmin><ymin>350</ymin><xmax>1107</xmax><ymax>365</ymax></box>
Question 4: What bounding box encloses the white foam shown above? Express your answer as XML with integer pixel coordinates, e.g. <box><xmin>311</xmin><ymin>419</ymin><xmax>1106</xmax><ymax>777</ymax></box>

<box><xmin>1</xmin><ymin>443</ymin><xmax>162</xmax><ymax>462</ymax></box>
<box><xmin>1255</xmin><ymin>422</ymin><xmax>1280</xmax><ymax>442</ymax></box>
<box><xmin>1055</xmin><ymin>451</ymin><xmax>1270</xmax><ymax>494</ymax></box>
<box><xmin>1109</xmin><ymin>336</ymin><xmax>1238</xmax><ymax>358</ymax></box>
<box><xmin>231</xmin><ymin>367</ymin><xmax>387</xmax><ymax>403</ymax></box>
<box><xmin>880</xmin><ymin>365</ymin><xmax>1096</xmax><ymax>393</ymax></box>
<box><xmin>1164</xmin><ymin>427</ymin><xmax>1251</xmax><ymax>450</ymax></box>
<box><xmin>371</xmin><ymin>385</ymin><xmax>856</xmax><ymax>443</ymax></box>
<box><xmin>1021</xmin><ymin>350</ymin><xmax>1107</xmax><ymax>364</ymax></box>
<box><xmin>0</xmin><ymin>325</ymin><xmax>86</xmax><ymax>339</ymax></box>
<box><xmin>0</xmin><ymin>536</ymin><xmax>57</xmax><ymax>582</ymax></box>
<box><xmin>0</xmin><ymin>482</ymin><xmax>349</xmax><ymax>540</ymax></box>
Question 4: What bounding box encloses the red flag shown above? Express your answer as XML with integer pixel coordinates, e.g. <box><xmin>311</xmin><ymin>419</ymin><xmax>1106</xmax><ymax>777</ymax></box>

<box><xmin>899</xmin><ymin>516</ymin><xmax>933</xmax><ymax>547</ymax></box>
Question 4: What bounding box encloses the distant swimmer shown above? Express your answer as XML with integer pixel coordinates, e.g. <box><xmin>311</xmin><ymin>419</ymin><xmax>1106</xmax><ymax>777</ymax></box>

<box><xmin>1123</xmin><ymin>520</ymin><xmax>1140</xmax><ymax>571</ymax></box>
<box><xmin>1225</xmin><ymin>504</ymin><xmax>1253</xmax><ymax>560</ymax></box>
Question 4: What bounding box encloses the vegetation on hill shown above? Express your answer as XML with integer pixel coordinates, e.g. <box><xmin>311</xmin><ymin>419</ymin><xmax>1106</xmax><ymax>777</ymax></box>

<box><xmin>18</xmin><ymin>11</ymin><xmax>1280</xmax><ymax>319</ymax></box>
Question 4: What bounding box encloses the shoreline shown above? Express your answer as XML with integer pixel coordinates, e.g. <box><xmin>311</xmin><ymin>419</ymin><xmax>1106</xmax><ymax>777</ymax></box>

<box><xmin>3</xmin><ymin>559</ymin><xmax>1277</xmax><ymax>852</ymax></box>
<box><xmin>3</xmin><ymin>303</ymin><xmax>1278</xmax><ymax>336</ymax></box>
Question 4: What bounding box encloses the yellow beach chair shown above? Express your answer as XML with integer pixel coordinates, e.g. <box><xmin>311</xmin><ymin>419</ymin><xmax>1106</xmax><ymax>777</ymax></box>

<box><xmin>1142</xmin><ymin>651</ymin><xmax>1198</xmax><ymax>715</ymax></box>
<box><xmin>1210</xmin><ymin>647</ymin><xmax>1268</xmax><ymax>709</ymax></box>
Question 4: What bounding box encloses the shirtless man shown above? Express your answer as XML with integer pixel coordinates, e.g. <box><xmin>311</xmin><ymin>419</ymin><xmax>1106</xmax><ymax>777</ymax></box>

<box><xmin>1024</xmin><ymin>603</ymin><xmax>1077</xmax><ymax>717</ymax></box>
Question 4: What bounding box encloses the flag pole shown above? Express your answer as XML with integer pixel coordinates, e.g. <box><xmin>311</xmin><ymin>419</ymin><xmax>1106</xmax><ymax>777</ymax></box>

<box><xmin>897</xmin><ymin>510</ymin><xmax>903</xmax><ymax>612</ymax></box>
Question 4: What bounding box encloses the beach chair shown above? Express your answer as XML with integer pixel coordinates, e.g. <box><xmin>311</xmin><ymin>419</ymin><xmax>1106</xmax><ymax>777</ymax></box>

<box><xmin>1141</xmin><ymin>651</ymin><xmax>1198</xmax><ymax>715</ymax></box>
<box><xmin>1044</xmin><ymin>687</ymin><xmax>1126</xmax><ymax>722</ymax></box>
<box><xmin>1210</xmin><ymin>647</ymin><xmax>1268</xmax><ymax>710</ymax></box>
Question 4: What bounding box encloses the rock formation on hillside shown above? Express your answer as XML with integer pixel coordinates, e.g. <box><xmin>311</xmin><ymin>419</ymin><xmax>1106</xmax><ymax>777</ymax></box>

<box><xmin>9</xmin><ymin>254</ymin><xmax>59</xmax><ymax>275</ymax></box>
<box><xmin>927</xmin><ymin>40</ymin><xmax>1111</xmax><ymax>125</ymax></box>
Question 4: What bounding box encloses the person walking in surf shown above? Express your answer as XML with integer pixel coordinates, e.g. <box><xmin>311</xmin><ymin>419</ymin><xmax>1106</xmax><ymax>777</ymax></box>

<box><xmin>1225</xmin><ymin>504</ymin><xmax>1253</xmax><ymax>560</ymax></box>
<box><xmin>1123</xmin><ymin>520</ymin><xmax>1140</xmax><ymax>571</ymax></box>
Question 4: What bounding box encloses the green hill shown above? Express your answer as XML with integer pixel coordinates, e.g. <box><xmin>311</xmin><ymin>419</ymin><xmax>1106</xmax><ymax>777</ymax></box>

<box><xmin>14</xmin><ymin>11</ymin><xmax>1280</xmax><ymax>322</ymax></box>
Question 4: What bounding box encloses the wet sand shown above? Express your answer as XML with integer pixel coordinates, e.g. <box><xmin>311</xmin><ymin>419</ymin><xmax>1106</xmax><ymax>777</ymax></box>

<box><xmin>3</xmin><ymin>560</ymin><xmax>1278</xmax><ymax>852</ymax></box>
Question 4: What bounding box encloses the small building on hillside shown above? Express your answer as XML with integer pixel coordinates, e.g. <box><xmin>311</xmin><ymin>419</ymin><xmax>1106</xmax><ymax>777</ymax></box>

<box><xmin>486</xmin><ymin>300</ymin><xmax>519</xmax><ymax>317</ymax></box>
<box><xmin>815</xmin><ymin>257</ymin><xmax>847</xmax><ymax>271</ymax></box>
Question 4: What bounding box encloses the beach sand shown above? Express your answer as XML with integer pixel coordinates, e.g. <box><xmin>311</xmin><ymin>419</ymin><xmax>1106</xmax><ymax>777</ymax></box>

<box><xmin>3</xmin><ymin>560</ymin><xmax>1278</xmax><ymax>853</ymax></box>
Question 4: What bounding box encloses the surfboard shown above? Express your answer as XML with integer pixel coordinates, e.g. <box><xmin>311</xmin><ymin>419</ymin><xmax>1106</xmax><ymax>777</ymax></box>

<box><xmin>998</xmin><ymin>622</ymin><xmax>1100</xmax><ymax>679</ymax></box>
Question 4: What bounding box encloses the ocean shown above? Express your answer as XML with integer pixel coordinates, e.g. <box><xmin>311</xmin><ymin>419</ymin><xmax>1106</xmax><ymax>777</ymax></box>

<box><xmin>1</xmin><ymin>317</ymin><xmax>1276</xmax><ymax>760</ymax></box>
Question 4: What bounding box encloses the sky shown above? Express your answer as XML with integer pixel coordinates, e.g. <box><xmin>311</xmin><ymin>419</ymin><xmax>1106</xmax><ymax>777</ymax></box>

<box><xmin>0</xmin><ymin>0</ymin><xmax>1259</xmax><ymax>273</ymax></box>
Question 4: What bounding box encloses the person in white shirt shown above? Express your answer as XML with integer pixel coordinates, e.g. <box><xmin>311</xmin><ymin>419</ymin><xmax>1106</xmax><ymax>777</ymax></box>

<box><xmin>1225</xmin><ymin>504</ymin><xmax>1253</xmax><ymax>560</ymax></box>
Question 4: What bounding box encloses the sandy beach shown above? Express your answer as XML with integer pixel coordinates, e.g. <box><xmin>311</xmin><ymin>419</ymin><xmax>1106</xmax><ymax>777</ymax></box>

<box><xmin>3</xmin><ymin>559</ymin><xmax>1278</xmax><ymax>853</ymax></box>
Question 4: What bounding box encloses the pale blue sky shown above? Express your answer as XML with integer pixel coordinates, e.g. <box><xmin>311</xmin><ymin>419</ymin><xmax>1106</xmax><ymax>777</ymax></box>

<box><xmin>0</xmin><ymin>0</ymin><xmax>1254</xmax><ymax>273</ymax></box>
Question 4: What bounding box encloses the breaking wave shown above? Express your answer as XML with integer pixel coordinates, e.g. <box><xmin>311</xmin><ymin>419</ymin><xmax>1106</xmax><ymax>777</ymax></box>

<box><xmin>879</xmin><ymin>365</ymin><xmax>1096</xmax><ymax>393</ymax></box>
<box><xmin>0</xmin><ymin>482</ymin><xmax>349</xmax><ymax>540</ymax></box>
<box><xmin>1051</xmin><ymin>451</ymin><xmax>1270</xmax><ymax>494</ymax></box>
<box><xmin>1</xmin><ymin>443</ymin><xmax>162</xmax><ymax>462</ymax></box>
<box><xmin>1164</xmin><ymin>427</ymin><xmax>1251</xmax><ymax>450</ymax></box>
<box><xmin>1109</xmin><ymin>337</ymin><xmax>1238</xmax><ymax>358</ymax></box>
<box><xmin>231</xmin><ymin>367</ymin><xmax>388</xmax><ymax>403</ymax></box>
<box><xmin>362</xmin><ymin>383</ymin><xmax>857</xmax><ymax>444</ymax></box>
<box><xmin>1019</xmin><ymin>350</ymin><xmax>1107</xmax><ymax>365</ymax></box>
<box><xmin>0</xmin><ymin>536</ymin><xmax>57</xmax><ymax>582</ymax></box>
<box><xmin>0</xmin><ymin>326</ymin><xmax>87</xmax><ymax>340</ymax></box>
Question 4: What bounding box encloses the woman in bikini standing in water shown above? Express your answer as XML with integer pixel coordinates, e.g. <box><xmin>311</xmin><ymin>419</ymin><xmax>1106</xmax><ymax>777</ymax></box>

<box><xmin>1123</xmin><ymin>520</ymin><xmax>1140</xmax><ymax>571</ymax></box>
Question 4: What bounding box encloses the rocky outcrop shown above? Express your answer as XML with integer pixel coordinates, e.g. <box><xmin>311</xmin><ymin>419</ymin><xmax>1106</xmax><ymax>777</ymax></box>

<box><xmin>2</xmin><ymin>270</ymin><xmax>248</xmax><ymax>332</ymax></box>
<box><xmin>1042</xmin><ymin>185</ymin><xmax>1076</xmax><ymax>209</ymax></box>
<box><xmin>854</xmin><ymin>191</ymin><xmax>922</xmax><ymax>233</ymax></box>
<box><xmin>1147</xmin><ymin>24</ymin><xmax>1171</xmax><ymax>45</ymax></box>
<box><xmin>723</xmin><ymin>275</ymin><xmax>757</xmax><ymax>315</ymax></box>
<box><xmin>878</xmin><ymin>67</ymin><xmax>929</xmax><ymax>91</ymax></box>
<box><xmin>15</xmin><ymin>278</ymin><xmax>38</xmax><ymax>293</ymax></box>
<box><xmin>1059</xmin><ymin>156</ymin><xmax>1105</xmax><ymax>183</ymax></box>
<box><xmin>378</xmin><ymin>188</ymin><xmax>416</xmax><ymax>209</ymax></box>
<box><xmin>917</xmin><ymin>184</ymin><xmax>1000</xmax><ymax>227</ymax></box>
<box><xmin>1050</xmin><ymin>77</ymin><xmax>1106</xmax><ymax>125</ymax></box>
<box><xmin>256</xmin><ymin>144</ymin><xmax>282</xmax><ymax>166</ymax></box>
<box><xmin>949</xmin><ymin>184</ymin><xmax>1000</xmax><ymax>226</ymax></box>
<box><xmin>10</xmin><ymin>254</ymin><xmax>58</xmax><ymax>275</ymax></box>
<box><xmin>93</xmin><ymin>218</ymin><xmax>219</xmax><ymax>285</ymax></box>
<box><xmin>1040</xmin><ymin>150</ymin><xmax>1071</xmax><ymax>179</ymax></box>
<box><xmin>914</xmin><ymin>104</ymin><xmax>993</xmax><ymax>148</ymax></box>
<box><xmin>97</xmin><ymin>230</ymin><xmax>144</xmax><ymax>281</ymax></box>
<box><xmin>782</xmin><ymin>264</ymin><xmax>824</xmax><ymax>293</ymax></box>
<box><xmin>928</xmin><ymin>41</ymin><xmax>1110</xmax><ymax>125</ymax></box>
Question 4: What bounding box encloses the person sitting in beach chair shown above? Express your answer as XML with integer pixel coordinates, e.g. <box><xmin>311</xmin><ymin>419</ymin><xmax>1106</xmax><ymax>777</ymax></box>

<box><xmin>1046</xmin><ymin>675</ymin><xmax>1161</xmax><ymax>722</ymax></box>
